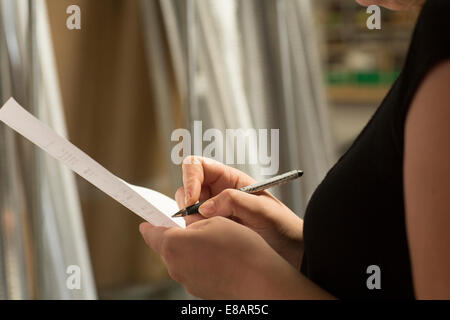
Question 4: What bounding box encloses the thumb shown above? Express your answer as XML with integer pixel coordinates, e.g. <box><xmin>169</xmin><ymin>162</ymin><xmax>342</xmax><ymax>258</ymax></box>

<box><xmin>139</xmin><ymin>222</ymin><xmax>168</xmax><ymax>255</ymax></box>
<box><xmin>198</xmin><ymin>189</ymin><xmax>265</xmax><ymax>221</ymax></box>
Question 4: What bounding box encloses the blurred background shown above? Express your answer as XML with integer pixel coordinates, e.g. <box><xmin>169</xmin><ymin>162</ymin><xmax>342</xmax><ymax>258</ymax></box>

<box><xmin>0</xmin><ymin>0</ymin><xmax>417</xmax><ymax>299</ymax></box>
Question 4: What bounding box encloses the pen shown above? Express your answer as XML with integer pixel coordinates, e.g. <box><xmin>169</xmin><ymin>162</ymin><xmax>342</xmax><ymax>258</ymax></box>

<box><xmin>171</xmin><ymin>169</ymin><xmax>303</xmax><ymax>218</ymax></box>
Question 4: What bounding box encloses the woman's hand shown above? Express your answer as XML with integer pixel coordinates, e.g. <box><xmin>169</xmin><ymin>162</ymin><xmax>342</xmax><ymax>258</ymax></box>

<box><xmin>174</xmin><ymin>156</ymin><xmax>304</xmax><ymax>269</ymax></box>
<box><xmin>139</xmin><ymin>217</ymin><xmax>311</xmax><ymax>299</ymax></box>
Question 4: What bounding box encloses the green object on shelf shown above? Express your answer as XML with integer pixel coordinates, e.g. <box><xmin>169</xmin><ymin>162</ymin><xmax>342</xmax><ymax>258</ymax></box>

<box><xmin>357</xmin><ymin>71</ymin><xmax>379</xmax><ymax>84</ymax></box>
<box><xmin>327</xmin><ymin>70</ymin><xmax>400</xmax><ymax>86</ymax></box>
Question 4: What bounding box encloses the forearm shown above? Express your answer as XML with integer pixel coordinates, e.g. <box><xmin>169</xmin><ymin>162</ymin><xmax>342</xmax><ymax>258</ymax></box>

<box><xmin>240</xmin><ymin>248</ymin><xmax>335</xmax><ymax>300</ymax></box>
<box><xmin>286</xmin><ymin>273</ymin><xmax>336</xmax><ymax>300</ymax></box>
<box><xmin>265</xmin><ymin>256</ymin><xmax>335</xmax><ymax>300</ymax></box>
<box><xmin>279</xmin><ymin>236</ymin><xmax>304</xmax><ymax>270</ymax></box>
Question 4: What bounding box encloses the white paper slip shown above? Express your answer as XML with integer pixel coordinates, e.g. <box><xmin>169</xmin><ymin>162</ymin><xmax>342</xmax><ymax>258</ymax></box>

<box><xmin>0</xmin><ymin>97</ymin><xmax>185</xmax><ymax>228</ymax></box>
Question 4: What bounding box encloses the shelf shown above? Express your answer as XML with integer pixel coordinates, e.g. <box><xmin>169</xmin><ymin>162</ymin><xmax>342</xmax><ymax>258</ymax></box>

<box><xmin>327</xmin><ymin>85</ymin><xmax>391</xmax><ymax>105</ymax></box>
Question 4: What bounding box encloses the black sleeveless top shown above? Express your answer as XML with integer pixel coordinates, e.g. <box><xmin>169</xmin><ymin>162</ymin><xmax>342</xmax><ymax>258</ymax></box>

<box><xmin>301</xmin><ymin>0</ymin><xmax>450</xmax><ymax>299</ymax></box>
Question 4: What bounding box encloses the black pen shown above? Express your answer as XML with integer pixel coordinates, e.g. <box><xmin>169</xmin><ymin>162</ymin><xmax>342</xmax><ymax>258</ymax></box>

<box><xmin>171</xmin><ymin>169</ymin><xmax>303</xmax><ymax>218</ymax></box>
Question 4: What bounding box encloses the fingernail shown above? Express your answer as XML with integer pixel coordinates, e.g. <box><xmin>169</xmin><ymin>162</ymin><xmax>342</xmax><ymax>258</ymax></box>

<box><xmin>199</xmin><ymin>200</ymin><xmax>215</xmax><ymax>216</ymax></box>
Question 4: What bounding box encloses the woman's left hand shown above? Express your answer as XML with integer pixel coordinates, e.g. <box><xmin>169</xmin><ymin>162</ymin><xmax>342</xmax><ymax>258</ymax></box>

<box><xmin>139</xmin><ymin>216</ymin><xmax>303</xmax><ymax>299</ymax></box>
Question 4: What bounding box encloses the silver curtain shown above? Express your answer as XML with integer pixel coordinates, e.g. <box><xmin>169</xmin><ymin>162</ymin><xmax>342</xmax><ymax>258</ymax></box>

<box><xmin>140</xmin><ymin>0</ymin><xmax>335</xmax><ymax>216</ymax></box>
<box><xmin>0</xmin><ymin>0</ymin><xmax>334</xmax><ymax>299</ymax></box>
<box><xmin>0</xmin><ymin>0</ymin><xmax>96</xmax><ymax>299</ymax></box>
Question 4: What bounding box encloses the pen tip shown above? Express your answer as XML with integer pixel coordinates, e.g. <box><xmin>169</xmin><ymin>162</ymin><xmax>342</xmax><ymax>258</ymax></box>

<box><xmin>171</xmin><ymin>209</ymin><xmax>186</xmax><ymax>218</ymax></box>
<box><xmin>297</xmin><ymin>170</ymin><xmax>304</xmax><ymax>177</ymax></box>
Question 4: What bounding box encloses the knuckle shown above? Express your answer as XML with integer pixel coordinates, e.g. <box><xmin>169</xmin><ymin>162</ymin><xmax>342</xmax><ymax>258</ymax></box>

<box><xmin>185</xmin><ymin>176</ymin><xmax>198</xmax><ymax>186</ymax></box>
<box><xmin>161</xmin><ymin>231</ymin><xmax>179</xmax><ymax>259</ymax></box>
<box><xmin>175</xmin><ymin>186</ymin><xmax>184</xmax><ymax>198</ymax></box>
<box><xmin>167</xmin><ymin>267</ymin><xmax>183</xmax><ymax>283</ymax></box>
<box><xmin>222</xmin><ymin>189</ymin><xmax>238</xmax><ymax>205</ymax></box>
<box><xmin>160</xmin><ymin>239</ymin><xmax>171</xmax><ymax>259</ymax></box>
<box><xmin>211</xmin><ymin>216</ymin><xmax>227</xmax><ymax>223</ymax></box>
<box><xmin>184</xmin><ymin>285</ymin><xmax>197</xmax><ymax>297</ymax></box>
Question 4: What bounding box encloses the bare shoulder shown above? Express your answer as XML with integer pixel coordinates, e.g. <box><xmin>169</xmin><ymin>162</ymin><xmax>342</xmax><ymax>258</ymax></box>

<box><xmin>407</xmin><ymin>59</ymin><xmax>450</xmax><ymax>122</ymax></box>
<box><xmin>404</xmin><ymin>59</ymin><xmax>450</xmax><ymax>299</ymax></box>
<box><xmin>405</xmin><ymin>58</ymin><xmax>450</xmax><ymax>175</ymax></box>
<box><xmin>405</xmin><ymin>59</ymin><xmax>450</xmax><ymax>151</ymax></box>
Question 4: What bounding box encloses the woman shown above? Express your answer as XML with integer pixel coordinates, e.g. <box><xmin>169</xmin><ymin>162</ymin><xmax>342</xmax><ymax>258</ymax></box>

<box><xmin>140</xmin><ymin>0</ymin><xmax>450</xmax><ymax>299</ymax></box>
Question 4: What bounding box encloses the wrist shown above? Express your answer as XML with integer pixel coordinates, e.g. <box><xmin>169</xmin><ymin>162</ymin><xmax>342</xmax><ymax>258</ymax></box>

<box><xmin>278</xmin><ymin>217</ymin><xmax>304</xmax><ymax>269</ymax></box>
<box><xmin>239</xmin><ymin>247</ymin><xmax>333</xmax><ymax>300</ymax></box>
<box><xmin>235</xmin><ymin>246</ymin><xmax>301</xmax><ymax>299</ymax></box>
<box><xmin>284</xmin><ymin>239</ymin><xmax>304</xmax><ymax>270</ymax></box>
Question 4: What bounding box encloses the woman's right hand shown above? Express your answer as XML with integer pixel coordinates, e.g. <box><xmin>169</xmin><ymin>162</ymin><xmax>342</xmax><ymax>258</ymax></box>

<box><xmin>174</xmin><ymin>156</ymin><xmax>305</xmax><ymax>269</ymax></box>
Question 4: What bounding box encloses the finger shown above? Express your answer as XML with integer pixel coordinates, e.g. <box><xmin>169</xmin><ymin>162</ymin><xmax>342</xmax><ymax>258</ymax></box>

<box><xmin>182</xmin><ymin>156</ymin><xmax>204</xmax><ymax>206</ymax></box>
<box><xmin>183</xmin><ymin>214</ymin><xmax>205</xmax><ymax>226</ymax></box>
<box><xmin>175</xmin><ymin>186</ymin><xmax>186</xmax><ymax>209</ymax></box>
<box><xmin>175</xmin><ymin>185</ymin><xmax>212</xmax><ymax>210</ymax></box>
<box><xmin>139</xmin><ymin>222</ymin><xmax>169</xmax><ymax>255</ymax></box>
<box><xmin>182</xmin><ymin>156</ymin><xmax>257</xmax><ymax>203</ymax></box>
<box><xmin>198</xmin><ymin>189</ymin><xmax>267</xmax><ymax>221</ymax></box>
<box><xmin>198</xmin><ymin>187</ymin><xmax>212</xmax><ymax>202</ymax></box>
<box><xmin>185</xmin><ymin>217</ymin><xmax>212</xmax><ymax>230</ymax></box>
